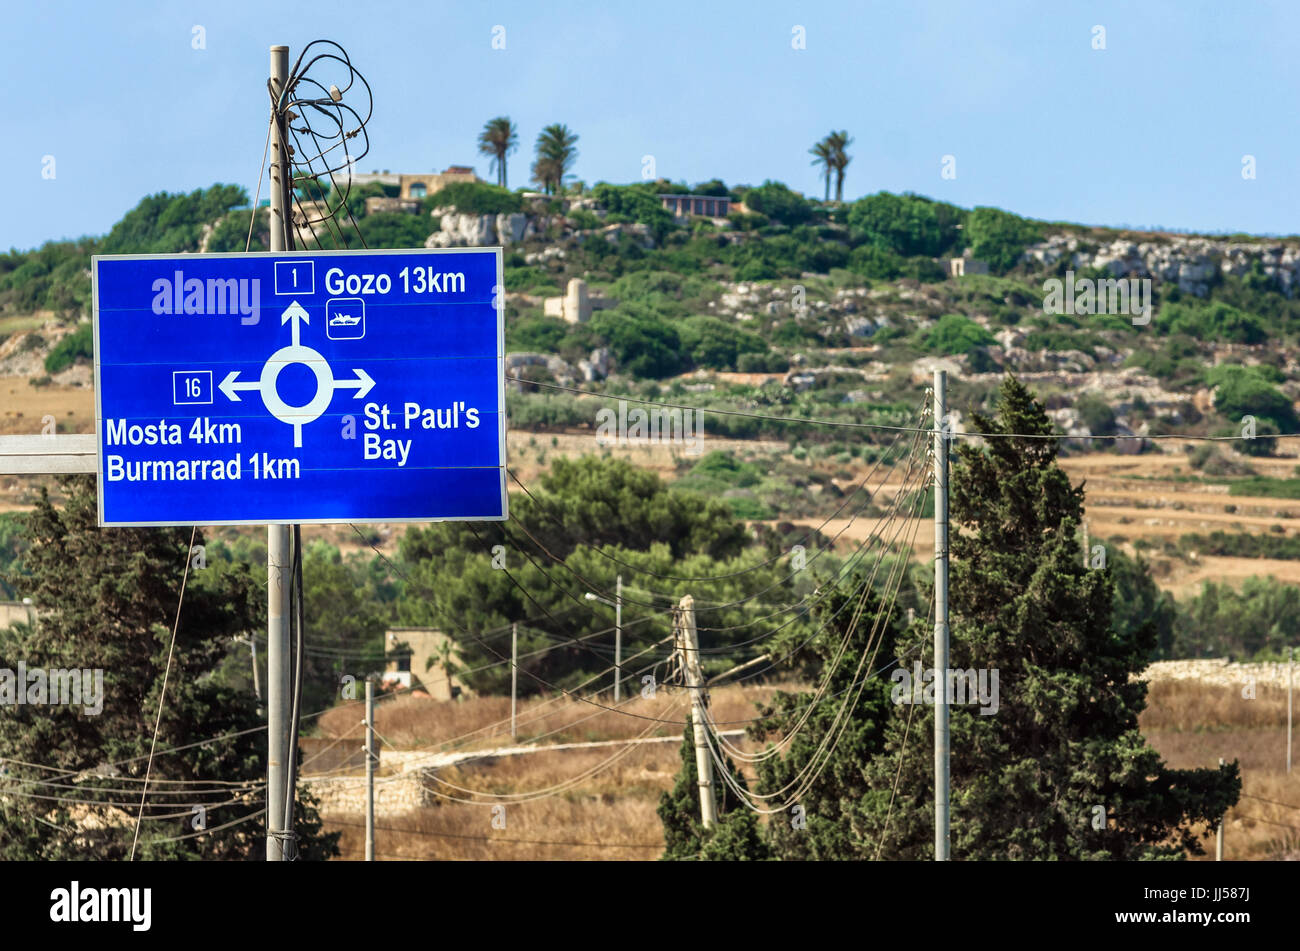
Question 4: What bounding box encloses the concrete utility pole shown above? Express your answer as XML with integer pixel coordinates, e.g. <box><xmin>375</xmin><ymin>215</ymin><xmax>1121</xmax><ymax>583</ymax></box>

<box><xmin>933</xmin><ymin>369</ymin><xmax>950</xmax><ymax>862</ymax></box>
<box><xmin>265</xmin><ymin>43</ymin><xmax>294</xmax><ymax>863</ymax></box>
<box><xmin>584</xmin><ymin>580</ymin><xmax>624</xmax><ymax>701</ymax></box>
<box><xmin>678</xmin><ymin>595</ymin><xmax>717</xmax><ymax>829</ymax></box>
<box><xmin>365</xmin><ymin>678</ymin><xmax>375</xmax><ymax>862</ymax></box>
<box><xmin>511</xmin><ymin>622</ymin><xmax>519</xmax><ymax>741</ymax></box>
<box><xmin>1289</xmin><ymin>646</ymin><xmax>1294</xmax><ymax>774</ymax></box>
<box><xmin>1216</xmin><ymin>757</ymin><xmax>1225</xmax><ymax>861</ymax></box>
<box><xmin>614</xmin><ymin>575</ymin><xmax>623</xmax><ymax>702</ymax></box>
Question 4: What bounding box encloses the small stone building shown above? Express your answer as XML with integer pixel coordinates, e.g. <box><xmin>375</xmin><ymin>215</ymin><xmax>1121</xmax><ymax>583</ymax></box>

<box><xmin>947</xmin><ymin>254</ymin><xmax>990</xmax><ymax>277</ymax></box>
<box><xmin>383</xmin><ymin>627</ymin><xmax>472</xmax><ymax>701</ymax></box>
<box><xmin>542</xmin><ymin>278</ymin><xmax>617</xmax><ymax>324</ymax></box>
<box><xmin>399</xmin><ymin>166</ymin><xmax>480</xmax><ymax>200</ymax></box>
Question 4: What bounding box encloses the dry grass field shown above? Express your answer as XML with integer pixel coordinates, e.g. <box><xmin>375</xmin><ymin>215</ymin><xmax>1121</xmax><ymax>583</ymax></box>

<box><xmin>317</xmin><ymin>682</ymin><xmax>782</xmax><ymax>861</ymax></box>
<box><xmin>316</xmin><ymin>676</ymin><xmax>1300</xmax><ymax>861</ymax></box>
<box><xmin>317</xmin><ymin>682</ymin><xmax>782</xmax><ymax>751</ymax></box>
<box><xmin>1141</xmin><ymin>681</ymin><xmax>1300</xmax><ymax>861</ymax></box>
<box><xmin>0</xmin><ymin>378</ymin><xmax>92</xmax><ymax>435</ymax></box>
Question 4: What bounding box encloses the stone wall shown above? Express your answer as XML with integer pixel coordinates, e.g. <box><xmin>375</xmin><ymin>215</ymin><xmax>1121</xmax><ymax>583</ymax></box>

<box><xmin>1139</xmin><ymin>658</ymin><xmax>1296</xmax><ymax>691</ymax></box>
<box><xmin>304</xmin><ymin>773</ymin><xmax>428</xmax><ymax>817</ymax></box>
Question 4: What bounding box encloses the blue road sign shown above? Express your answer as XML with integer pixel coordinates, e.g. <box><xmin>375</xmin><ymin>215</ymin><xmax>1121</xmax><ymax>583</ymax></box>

<box><xmin>92</xmin><ymin>248</ymin><xmax>507</xmax><ymax>526</ymax></box>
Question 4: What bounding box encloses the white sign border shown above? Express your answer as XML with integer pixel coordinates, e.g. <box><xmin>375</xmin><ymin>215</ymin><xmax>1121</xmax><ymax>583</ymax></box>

<box><xmin>91</xmin><ymin>245</ymin><xmax>508</xmax><ymax>528</ymax></box>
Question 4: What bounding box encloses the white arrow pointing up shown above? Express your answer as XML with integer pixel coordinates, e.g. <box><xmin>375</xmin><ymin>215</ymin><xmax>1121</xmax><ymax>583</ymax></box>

<box><xmin>280</xmin><ymin>300</ymin><xmax>310</xmax><ymax>346</ymax></box>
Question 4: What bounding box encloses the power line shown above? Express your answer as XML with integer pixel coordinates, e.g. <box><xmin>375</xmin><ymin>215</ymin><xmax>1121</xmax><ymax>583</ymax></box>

<box><xmin>704</xmin><ymin>493</ymin><xmax>923</xmax><ymax>812</ymax></box>
<box><xmin>497</xmin><ymin>410</ymin><xmax>931</xmax><ymax>626</ymax></box>
<box><xmin>129</xmin><ymin>525</ymin><xmax>197</xmax><ymax>861</ymax></box>
<box><xmin>500</xmin><ymin>391</ymin><xmax>928</xmax><ymax>585</ymax></box>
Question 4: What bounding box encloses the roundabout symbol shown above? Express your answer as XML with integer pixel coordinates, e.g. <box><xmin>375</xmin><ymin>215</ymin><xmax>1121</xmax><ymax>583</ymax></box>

<box><xmin>218</xmin><ymin>301</ymin><xmax>375</xmax><ymax>447</ymax></box>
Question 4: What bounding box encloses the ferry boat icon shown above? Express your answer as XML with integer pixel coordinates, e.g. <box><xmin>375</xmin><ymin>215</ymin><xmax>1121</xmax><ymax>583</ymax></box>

<box><xmin>325</xmin><ymin>298</ymin><xmax>365</xmax><ymax>340</ymax></box>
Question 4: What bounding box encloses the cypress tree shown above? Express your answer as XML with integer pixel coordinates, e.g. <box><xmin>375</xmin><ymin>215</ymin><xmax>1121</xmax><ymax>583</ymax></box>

<box><xmin>0</xmin><ymin>476</ymin><xmax>338</xmax><ymax>860</ymax></box>
<box><xmin>658</xmin><ymin>713</ymin><xmax>769</xmax><ymax>860</ymax></box>
<box><xmin>861</xmin><ymin>376</ymin><xmax>1240</xmax><ymax>859</ymax></box>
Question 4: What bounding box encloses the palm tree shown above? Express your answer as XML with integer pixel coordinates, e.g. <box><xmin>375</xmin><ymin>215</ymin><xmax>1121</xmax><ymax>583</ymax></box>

<box><xmin>477</xmin><ymin>117</ymin><xmax>519</xmax><ymax>188</ymax></box>
<box><xmin>532</xmin><ymin>123</ymin><xmax>579</xmax><ymax>195</ymax></box>
<box><xmin>827</xmin><ymin>130</ymin><xmax>854</xmax><ymax>202</ymax></box>
<box><xmin>809</xmin><ymin>136</ymin><xmax>834</xmax><ymax>202</ymax></box>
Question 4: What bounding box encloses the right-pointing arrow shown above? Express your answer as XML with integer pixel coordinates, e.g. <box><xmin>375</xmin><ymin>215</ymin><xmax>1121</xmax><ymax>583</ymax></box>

<box><xmin>334</xmin><ymin>368</ymin><xmax>375</xmax><ymax>400</ymax></box>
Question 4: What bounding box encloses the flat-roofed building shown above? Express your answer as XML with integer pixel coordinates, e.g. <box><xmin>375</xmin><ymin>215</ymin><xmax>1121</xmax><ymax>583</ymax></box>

<box><xmin>382</xmin><ymin>627</ymin><xmax>472</xmax><ymax>701</ymax></box>
<box><xmin>660</xmin><ymin>194</ymin><xmax>731</xmax><ymax>218</ymax></box>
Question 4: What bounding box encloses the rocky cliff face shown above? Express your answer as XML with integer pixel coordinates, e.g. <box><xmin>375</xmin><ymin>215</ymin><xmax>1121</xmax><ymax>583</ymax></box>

<box><xmin>426</xmin><ymin>211</ymin><xmax>533</xmax><ymax>248</ymax></box>
<box><xmin>1022</xmin><ymin>233</ymin><xmax>1300</xmax><ymax>297</ymax></box>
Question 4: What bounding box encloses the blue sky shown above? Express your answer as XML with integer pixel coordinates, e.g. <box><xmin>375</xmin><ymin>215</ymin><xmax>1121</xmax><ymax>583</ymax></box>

<box><xmin>3</xmin><ymin>0</ymin><xmax>1297</xmax><ymax>251</ymax></box>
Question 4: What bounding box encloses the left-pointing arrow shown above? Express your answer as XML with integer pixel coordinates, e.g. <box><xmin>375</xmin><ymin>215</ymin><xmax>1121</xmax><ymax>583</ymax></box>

<box><xmin>219</xmin><ymin>370</ymin><xmax>262</xmax><ymax>402</ymax></box>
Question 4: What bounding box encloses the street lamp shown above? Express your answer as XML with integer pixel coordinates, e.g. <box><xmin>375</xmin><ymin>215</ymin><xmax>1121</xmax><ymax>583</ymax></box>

<box><xmin>584</xmin><ymin>575</ymin><xmax>623</xmax><ymax>701</ymax></box>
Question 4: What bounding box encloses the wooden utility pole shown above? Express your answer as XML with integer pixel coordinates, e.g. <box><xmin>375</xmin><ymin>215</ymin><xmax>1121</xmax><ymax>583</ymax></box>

<box><xmin>364</xmin><ymin>677</ymin><xmax>375</xmax><ymax>862</ymax></box>
<box><xmin>614</xmin><ymin>575</ymin><xmax>623</xmax><ymax>702</ymax></box>
<box><xmin>511</xmin><ymin>622</ymin><xmax>519</xmax><ymax>741</ymax></box>
<box><xmin>678</xmin><ymin>596</ymin><xmax>716</xmax><ymax>829</ymax></box>
<box><xmin>1216</xmin><ymin>757</ymin><xmax>1225</xmax><ymax>861</ymax></box>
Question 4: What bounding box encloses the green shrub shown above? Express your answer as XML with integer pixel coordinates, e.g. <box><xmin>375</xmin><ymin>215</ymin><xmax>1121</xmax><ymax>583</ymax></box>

<box><xmin>1205</xmin><ymin>365</ymin><xmax>1298</xmax><ymax>431</ymax></box>
<box><xmin>1187</xmin><ymin>445</ymin><xmax>1256</xmax><ymax>476</ymax></box>
<box><xmin>504</xmin><ymin>267</ymin><xmax>559</xmax><ymax>293</ymax></box>
<box><xmin>740</xmin><ymin>181</ymin><xmax>812</xmax><ymax>226</ymax></box>
<box><xmin>430</xmin><ymin>182</ymin><xmax>524</xmax><ymax>215</ymax></box>
<box><xmin>1157</xmin><ymin>301</ymin><xmax>1266</xmax><ymax>344</ymax></box>
<box><xmin>846</xmin><ymin>191</ymin><xmax>964</xmax><ymax>257</ymax></box>
<box><xmin>848</xmin><ymin>244</ymin><xmax>905</xmax><ymax>280</ymax></box>
<box><xmin>736</xmin><ymin>351</ymin><xmax>790</xmax><ymax>373</ymax></box>
<box><xmin>1075</xmin><ymin>393</ymin><xmax>1116</xmax><ymax>437</ymax></box>
<box><xmin>692</xmin><ymin>179</ymin><xmax>731</xmax><ymax>197</ymax></box>
<box><xmin>965</xmin><ymin>206</ymin><xmax>1042</xmax><ymax>273</ymax></box>
<box><xmin>44</xmin><ymin>323</ymin><xmax>93</xmax><ymax>373</ymax></box>
<box><xmin>920</xmin><ymin>314</ymin><xmax>995</xmax><ymax>355</ymax></box>
<box><xmin>722</xmin><ymin>495</ymin><xmax>775</xmax><ymax>520</ymax></box>
<box><xmin>358</xmin><ymin>212</ymin><xmax>437</xmax><ymax>248</ymax></box>
<box><xmin>101</xmin><ymin>185</ymin><xmax>249</xmax><ymax>254</ymax></box>
<box><xmin>589</xmin><ymin>306</ymin><xmax>685</xmax><ymax>378</ymax></box>
<box><xmin>590</xmin><ymin>183</ymin><xmax>675</xmax><ymax>241</ymax></box>
<box><xmin>508</xmin><ymin>316</ymin><xmax>568</xmax><ymax>352</ymax></box>
<box><xmin>1228</xmin><ymin>476</ymin><xmax>1300</xmax><ymax>498</ymax></box>
<box><xmin>568</xmin><ymin>208</ymin><xmax>602</xmax><ymax>230</ymax></box>
<box><xmin>677</xmin><ymin>316</ymin><xmax>768</xmax><ymax>370</ymax></box>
